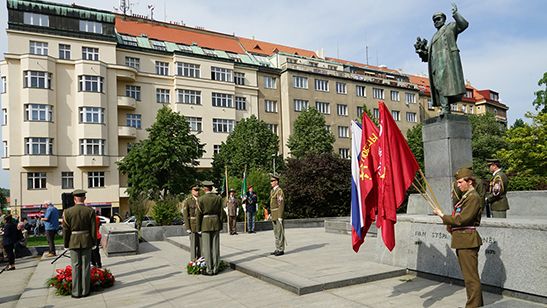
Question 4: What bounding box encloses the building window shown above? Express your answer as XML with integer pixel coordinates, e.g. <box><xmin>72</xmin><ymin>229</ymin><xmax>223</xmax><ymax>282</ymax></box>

<box><xmin>24</xmin><ymin>13</ymin><xmax>49</xmax><ymax>27</ymax></box>
<box><xmin>212</xmin><ymin>93</ymin><xmax>233</xmax><ymax>108</ymax></box>
<box><xmin>465</xmin><ymin>89</ymin><xmax>473</xmax><ymax>98</ymax></box>
<box><xmin>59</xmin><ymin>44</ymin><xmax>71</xmax><ymax>59</ymax></box>
<box><xmin>294</xmin><ymin>99</ymin><xmax>309</xmax><ymax>112</ymax></box>
<box><xmin>203</xmin><ymin>49</ymin><xmax>217</xmax><ymax>57</ymax></box>
<box><xmin>29</xmin><ymin>41</ymin><xmax>48</xmax><ymax>55</ymax></box>
<box><xmin>211</xmin><ymin>67</ymin><xmax>232</xmax><ymax>82</ymax></box>
<box><xmin>178</xmin><ymin>44</ymin><xmax>193</xmax><ymax>53</ymax></box>
<box><xmin>177</xmin><ymin>62</ymin><xmax>200</xmax><ymax>78</ymax></box>
<box><xmin>234</xmin><ymin>72</ymin><xmax>245</xmax><ymax>85</ymax></box>
<box><xmin>1</xmin><ymin>76</ymin><xmax>6</xmax><ymax>93</ymax></box>
<box><xmin>356</xmin><ymin>106</ymin><xmax>364</xmax><ymax>118</ymax></box>
<box><xmin>27</xmin><ymin>172</ymin><xmax>47</xmax><ymax>190</ymax></box>
<box><xmin>127</xmin><ymin>143</ymin><xmax>134</xmax><ymax>154</ymax></box>
<box><xmin>469</xmin><ymin>105</ymin><xmax>474</xmax><ymax>114</ymax></box>
<box><xmin>310</xmin><ymin>61</ymin><xmax>318</xmax><ymax>67</ymax></box>
<box><xmin>373</xmin><ymin>108</ymin><xmax>380</xmax><ymax>119</ymax></box>
<box><xmin>405</xmin><ymin>92</ymin><xmax>416</xmax><ymax>104</ymax></box>
<box><xmin>177</xmin><ymin>89</ymin><xmax>202</xmax><ymax>105</ymax></box>
<box><xmin>428</xmin><ymin>99</ymin><xmax>434</xmax><ymax>110</ymax></box>
<box><xmin>264</xmin><ymin>100</ymin><xmax>278</xmax><ymax>113</ymax></box>
<box><xmin>339</xmin><ymin>148</ymin><xmax>350</xmax><ymax>159</ymax></box>
<box><xmin>155</xmin><ymin>61</ymin><xmax>169</xmax><ymax>76</ymax></box>
<box><xmin>120</xmin><ymin>35</ymin><xmax>138</xmax><ymax>46</ymax></box>
<box><xmin>2</xmin><ymin>109</ymin><xmax>6</xmax><ymax>125</ymax></box>
<box><xmin>267</xmin><ymin>124</ymin><xmax>278</xmax><ymax>135</ymax></box>
<box><xmin>451</xmin><ymin>104</ymin><xmax>458</xmax><ymax>112</ymax></box>
<box><xmin>337</xmin><ymin>104</ymin><xmax>348</xmax><ymax>116</ymax></box>
<box><xmin>356</xmin><ymin>85</ymin><xmax>366</xmax><ymax>97</ymax></box>
<box><xmin>336</xmin><ymin>82</ymin><xmax>347</xmax><ymax>94</ymax></box>
<box><xmin>325</xmin><ymin>125</ymin><xmax>331</xmax><ymax>132</ymax></box>
<box><xmin>490</xmin><ymin>93</ymin><xmax>499</xmax><ymax>101</ymax></box>
<box><xmin>213</xmin><ymin>145</ymin><xmax>221</xmax><ymax>155</ymax></box>
<box><xmin>212</xmin><ymin>118</ymin><xmax>235</xmax><ymax>133</ymax></box>
<box><xmin>151</xmin><ymin>40</ymin><xmax>166</xmax><ymax>51</ymax></box>
<box><xmin>406</xmin><ymin>112</ymin><xmax>417</xmax><ymax>123</ymax></box>
<box><xmin>235</xmin><ymin>96</ymin><xmax>247</xmax><ymax>110</ymax></box>
<box><xmin>227</xmin><ymin>53</ymin><xmax>242</xmax><ymax>62</ymax></box>
<box><xmin>24</xmin><ymin>71</ymin><xmax>52</xmax><ymax>89</ymax></box>
<box><xmin>126</xmin><ymin>114</ymin><xmax>142</xmax><ymax>129</ymax></box>
<box><xmin>338</xmin><ymin>126</ymin><xmax>349</xmax><ymax>138</ymax></box>
<box><xmin>373</xmin><ymin>88</ymin><xmax>384</xmax><ymax>99</ymax></box>
<box><xmin>61</xmin><ymin>172</ymin><xmax>74</xmax><ymax>189</ymax></box>
<box><xmin>156</xmin><ymin>88</ymin><xmax>170</xmax><ymax>104</ymax></box>
<box><xmin>187</xmin><ymin>117</ymin><xmax>202</xmax><ymax>132</ymax></box>
<box><xmin>264</xmin><ymin>76</ymin><xmax>277</xmax><ymax>89</ymax></box>
<box><xmin>78</xmin><ymin>75</ymin><xmax>103</xmax><ymax>92</ymax></box>
<box><xmin>391</xmin><ymin>110</ymin><xmax>401</xmax><ymax>121</ymax></box>
<box><xmin>25</xmin><ymin>137</ymin><xmax>53</xmax><ymax>155</ymax></box>
<box><xmin>79</xmin><ymin>139</ymin><xmax>105</xmax><ymax>155</ymax></box>
<box><xmin>2</xmin><ymin>141</ymin><xmax>7</xmax><ymax>158</ymax></box>
<box><xmin>125</xmin><ymin>57</ymin><xmax>140</xmax><ymax>70</ymax></box>
<box><xmin>79</xmin><ymin>20</ymin><xmax>103</xmax><ymax>34</ymax></box>
<box><xmin>315</xmin><ymin>79</ymin><xmax>329</xmax><ymax>92</ymax></box>
<box><xmin>25</xmin><ymin>104</ymin><xmax>53</xmax><ymax>122</ymax></box>
<box><xmin>391</xmin><ymin>90</ymin><xmax>400</xmax><ymax>102</ymax></box>
<box><xmin>462</xmin><ymin>104</ymin><xmax>467</xmax><ymax>113</ymax></box>
<box><xmin>315</xmin><ymin>101</ymin><xmax>330</xmax><ymax>114</ymax></box>
<box><xmin>293</xmin><ymin>76</ymin><xmax>308</xmax><ymax>89</ymax></box>
<box><xmin>79</xmin><ymin>107</ymin><xmax>104</xmax><ymax>124</ymax></box>
<box><xmin>125</xmin><ymin>85</ymin><xmax>141</xmax><ymax>101</ymax></box>
<box><xmin>82</xmin><ymin>47</ymin><xmax>99</xmax><ymax>61</ymax></box>
<box><xmin>88</xmin><ymin>171</ymin><xmax>105</xmax><ymax>188</ymax></box>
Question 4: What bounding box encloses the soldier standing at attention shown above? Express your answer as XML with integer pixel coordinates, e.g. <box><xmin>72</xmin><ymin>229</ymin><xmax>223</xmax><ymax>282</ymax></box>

<box><xmin>486</xmin><ymin>159</ymin><xmax>509</xmax><ymax>218</ymax></box>
<box><xmin>433</xmin><ymin>168</ymin><xmax>483</xmax><ymax>307</ymax></box>
<box><xmin>225</xmin><ymin>189</ymin><xmax>240</xmax><ymax>235</ymax></box>
<box><xmin>269</xmin><ymin>175</ymin><xmax>285</xmax><ymax>256</ymax></box>
<box><xmin>196</xmin><ymin>181</ymin><xmax>224</xmax><ymax>275</ymax></box>
<box><xmin>182</xmin><ymin>185</ymin><xmax>201</xmax><ymax>260</ymax></box>
<box><xmin>63</xmin><ymin>189</ymin><xmax>96</xmax><ymax>298</ymax></box>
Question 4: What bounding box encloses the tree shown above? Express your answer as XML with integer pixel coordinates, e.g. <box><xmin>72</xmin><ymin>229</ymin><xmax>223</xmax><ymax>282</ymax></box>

<box><xmin>283</xmin><ymin>153</ymin><xmax>351</xmax><ymax>218</ymax></box>
<box><xmin>117</xmin><ymin>106</ymin><xmax>205</xmax><ymax>200</ymax></box>
<box><xmin>512</xmin><ymin>118</ymin><xmax>526</xmax><ymax>129</ymax></box>
<box><xmin>129</xmin><ymin>193</ymin><xmax>151</xmax><ymax>232</ymax></box>
<box><xmin>0</xmin><ymin>189</ymin><xmax>7</xmax><ymax>211</ymax></box>
<box><xmin>212</xmin><ymin>115</ymin><xmax>280</xmax><ymax>177</ymax></box>
<box><xmin>468</xmin><ymin>113</ymin><xmax>507</xmax><ymax>179</ymax></box>
<box><xmin>286</xmin><ymin>108</ymin><xmax>335</xmax><ymax>158</ymax></box>
<box><xmin>406</xmin><ymin>123</ymin><xmax>424</xmax><ymax>170</ymax></box>
<box><xmin>357</xmin><ymin>104</ymin><xmax>379</xmax><ymax>127</ymax></box>
<box><xmin>533</xmin><ymin>72</ymin><xmax>547</xmax><ymax>113</ymax></box>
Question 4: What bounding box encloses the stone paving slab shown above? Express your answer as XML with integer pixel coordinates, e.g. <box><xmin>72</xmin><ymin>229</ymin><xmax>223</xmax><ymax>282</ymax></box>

<box><xmin>167</xmin><ymin>228</ymin><xmax>405</xmax><ymax>295</ymax></box>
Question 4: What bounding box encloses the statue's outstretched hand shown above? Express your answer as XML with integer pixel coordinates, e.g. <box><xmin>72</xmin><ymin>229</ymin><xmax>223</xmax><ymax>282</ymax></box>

<box><xmin>451</xmin><ymin>2</ymin><xmax>458</xmax><ymax>14</ymax></box>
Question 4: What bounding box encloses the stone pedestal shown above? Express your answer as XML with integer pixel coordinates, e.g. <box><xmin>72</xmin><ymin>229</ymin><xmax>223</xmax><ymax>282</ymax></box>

<box><xmin>422</xmin><ymin>115</ymin><xmax>472</xmax><ymax>214</ymax></box>
<box><xmin>100</xmin><ymin>224</ymin><xmax>139</xmax><ymax>256</ymax></box>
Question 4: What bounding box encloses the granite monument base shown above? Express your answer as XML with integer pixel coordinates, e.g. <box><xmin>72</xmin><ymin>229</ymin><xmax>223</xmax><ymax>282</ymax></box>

<box><xmin>100</xmin><ymin>224</ymin><xmax>139</xmax><ymax>256</ymax></box>
<box><xmin>375</xmin><ymin>215</ymin><xmax>547</xmax><ymax>302</ymax></box>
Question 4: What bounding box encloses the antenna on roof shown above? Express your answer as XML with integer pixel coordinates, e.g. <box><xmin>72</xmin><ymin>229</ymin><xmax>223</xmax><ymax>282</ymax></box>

<box><xmin>164</xmin><ymin>0</ymin><xmax>167</xmax><ymax>21</ymax></box>
<box><xmin>147</xmin><ymin>5</ymin><xmax>155</xmax><ymax>20</ymax></box>
<box><xmin>115</xmin><ymin>0</ymin><xmax>133</xmax><ymax>15</ymax></box>
<box><xmin>365</xmin><ymin>45</ymin><xmax>369</xmax><ymax>65</ymax></box>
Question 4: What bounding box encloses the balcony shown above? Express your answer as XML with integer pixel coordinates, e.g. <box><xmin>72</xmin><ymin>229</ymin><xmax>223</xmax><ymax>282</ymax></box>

<box><xmin>117</xmin><ymin>96</ymin><xmax>137</xmax><ymax>110</ymax></box>
<box><xmin>119</xmin><ymin>187</ymin><xmax>129</xmax><ymax>198</ymax></box>
<box><xmin>76</xmin><ymin>155</ymin><xmax>109</xmax><ymax>168</ymax></box>
<box><xmin>113</xmin><ymin>65</ymin><xmax>137</xmax><ymax>82</ymax></box>
<box><xmin>2</xmin><ymin>157</ymin><xmax>9</xmax><ymax>170</ymax></box>
<box><xmin>21</xmin><ymin>155</ymin><xmax>58</xmax><ymax>168</ymax></box>
<box><xmin>118</xmin><ymin>126</ymin><xmax>137</xmax><ymax>139</ymax></box>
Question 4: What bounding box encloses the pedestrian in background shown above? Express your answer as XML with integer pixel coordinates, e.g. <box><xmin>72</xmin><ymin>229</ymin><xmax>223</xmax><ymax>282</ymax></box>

<box><xmin>42</xmin><ymin>200</ymin><xmax>59</xmax><ymax>257</ymax></box>
<box><xmin>2</xmin><ymin>213</ymin><xmax>21</xmax><ymax>271</ymax></box>
<box><xmin>225</xmin><ymin>189</ymin><xmax>240</xmax><ymax>235</ymax></box>
<box><xmin>244</xmin><ymin>185</ymin><xmax>258</xmax><ymax>233</ymax></box>
<box><xmin>91</xmin><ymin>208</ymin><xmax>102</xmax><ymax>268</ymax></box>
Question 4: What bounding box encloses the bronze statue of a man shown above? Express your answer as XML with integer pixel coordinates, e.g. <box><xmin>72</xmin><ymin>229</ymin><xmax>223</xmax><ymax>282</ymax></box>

<box><xmin>415</xmin><ymin>3</ymin><xmax>469</xmax><ymax>115</ymax></box>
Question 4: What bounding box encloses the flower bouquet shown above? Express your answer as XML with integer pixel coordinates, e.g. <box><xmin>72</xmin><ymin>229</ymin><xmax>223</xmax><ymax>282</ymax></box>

<box><xmin>46</xmin><ymin>265</ymin><xmax>115</xmax><ymax>296</ymax></box>
<box><xmin>187</xmin><ymin>256</ymin><xmax>207</xmax><ymax>275</ymax></box>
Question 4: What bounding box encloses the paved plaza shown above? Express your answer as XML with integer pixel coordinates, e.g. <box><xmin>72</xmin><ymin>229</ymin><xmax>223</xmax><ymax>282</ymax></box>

<box><xmin>1</xmin><ymin>228</ymin><xmax>544</xmax><ymax>307</ymax></box>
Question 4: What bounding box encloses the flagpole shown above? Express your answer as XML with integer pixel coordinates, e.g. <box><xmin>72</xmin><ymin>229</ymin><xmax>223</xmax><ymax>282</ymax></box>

<box><xmin>243</xmin><ymin>165</ymin><xmax>247</xmax><ymax>233</ymax></box>
<box><xmin>418</xmin><ymin>169</ymin><xmax>441</xmax><ymax>209</ymax></box>
<box><xmin>412</xmin><ymin>182</ymin><xmax>437</xmax><ymax>210</ymax></box>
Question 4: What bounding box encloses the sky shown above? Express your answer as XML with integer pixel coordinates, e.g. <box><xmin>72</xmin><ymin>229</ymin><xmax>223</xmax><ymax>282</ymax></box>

<box><xmin>1</xmin><ymin>0</ymin><xmax>546</xmax><ymax>189</ymax></box>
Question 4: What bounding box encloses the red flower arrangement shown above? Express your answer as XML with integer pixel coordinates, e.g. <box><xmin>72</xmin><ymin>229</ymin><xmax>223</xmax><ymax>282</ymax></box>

<box><xmin>46</xmin><ymin>265</ymin><xmax>115</xmax><ymax>296</ymax></box>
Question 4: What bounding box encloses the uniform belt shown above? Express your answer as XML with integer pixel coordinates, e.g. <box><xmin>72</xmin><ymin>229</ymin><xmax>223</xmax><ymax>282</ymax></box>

<box><xmin>190</xmin><ymin>217</ymin><xmax>196</xmax><ymax>219</ymax></box>
<box><xmin>270</xmin><ymin>208</ymin><xmax>278</xmax><ymax>211</ymax></box>
<box><xmin>204</xmin><ymin>214</ymin><xmax>218</xmax><ymax>218</ymax></box>
<box><xmin>451</xmin><ymin>226</ymin><xmax>476</xmax><ymax>231</ymax></box>
<box><xmin>71</xmin><ymin>230</ymin><xmax>89</xmax><ymax>235</ymax></box>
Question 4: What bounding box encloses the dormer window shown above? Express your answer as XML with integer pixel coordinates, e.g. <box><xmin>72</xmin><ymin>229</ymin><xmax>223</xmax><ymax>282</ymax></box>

<box><xmin>24</xmin><ymin>13</ymin><xmax>49</xmax><ymax>27</ymax></box>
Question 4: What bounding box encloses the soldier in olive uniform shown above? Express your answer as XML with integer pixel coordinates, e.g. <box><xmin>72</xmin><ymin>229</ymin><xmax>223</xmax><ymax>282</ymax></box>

<box><xmin>225</xmin><ymin>189</ymin><xmax>240</xmax><ymax>235</ymax></box>
<box><xmin>182</xmin><ymin>185</ymin><xmax>201</xmax><ymax>260</ymax></box>
<box><xmin>433</xmin><ymin>168</ymin><xmax>483</xmax><ymax>308</ymax></box>
<box><xmin>63</xmin><ymin>189</ymin><xmax>97</xmax><ymax>298</ymax></box>
<box><xmin>486</xmin><ymin>159</ymin><xmax>509</xmax><ymax>218</ymax></box>
<box><xmin>452</xmin><ymin>165</ymin><xmax>486</xmax><ymax>213</ymax></box>
<box><xmin>269</xmin><ymin>175</ymin><xmax>285</xmax><ymax>256</ymax></box>
<box><xmin>196</xmin><ymin>181</ymin><xmax>224</xmax><ymax>275</ymax></box>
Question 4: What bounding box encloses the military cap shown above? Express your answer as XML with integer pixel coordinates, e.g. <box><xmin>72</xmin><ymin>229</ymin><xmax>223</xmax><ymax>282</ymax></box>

<box><xmin>247</xmin><ymin>185</ymin><xmax>253</xmax><ymax>189</ymax></box>
<box><xmin>72</xmin><ymin>189</ymin><xmax>87</xmax><ymax>196</ymax></box>
<box><xmin>191</xmin><ymin>184</ymin><xmax>200</xmax><ymax>190</ymax></box>
<box><xmin>432</xmin><ymin>12</ymin><xmax>446</xmax><ymax>20</ymax></box>
<box><xmin>201</xmin><ymin>180</ymin><xmax>214</xmax><ymax>186</ymax></box>
<box><xmin>270</xmin><ymin>174</ymin><xmax>280</xmax><ymax>182</ymax></box>
<box><xmin>454</xmin><ymin>167</ymin><xmax>474</xmax><ymax>179</ymax></box>
<box><xmin>229</xmin><ymin>188</ymin><xmax>236</xmax><ymax>193</ymax></box>
<box><xmin>486</xmin><ymin>158</ymin><xmax>501</xmax><ymax>166</ymax></box>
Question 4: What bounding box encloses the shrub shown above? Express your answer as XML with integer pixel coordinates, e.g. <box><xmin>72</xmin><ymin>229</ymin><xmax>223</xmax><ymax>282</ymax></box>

<box><xmin>152</xmin><ymin>196</ymin><xmax>181</xmax><ymax>226</ymax></box>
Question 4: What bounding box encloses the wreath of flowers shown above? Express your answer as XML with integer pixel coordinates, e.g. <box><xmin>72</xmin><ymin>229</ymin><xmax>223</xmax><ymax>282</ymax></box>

<box><xmin>46</xmin><ymin>265</ymin><xmax>115</xmax><ymax>296</ymax></box>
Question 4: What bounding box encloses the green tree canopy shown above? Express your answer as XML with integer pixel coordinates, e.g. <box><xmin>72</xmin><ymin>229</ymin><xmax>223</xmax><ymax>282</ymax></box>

<box><xmin>468</xmin><ymin>113</ymin><xmax>507</xmax><ymax>179</ymax></box>
<box><xmin>283</xmin><ymin>153</ymin><xmax>351</xmax><ymax>218</ymax></box>
<box><xmin>212</xmin><ymin>115</ymin><xmax>280</xmax><ymax>177</ymax></box>
<box><xmin>406</xmin><ymin>123</ymin><xmax>424</xmax><ymax>170</ymax></box>
<box><xmin>533</xmin><ymin>72</ymin><xmax>547</xmax><ymax>113</ymax></box>
<box><xmin>286</xmin><ymin>108</ymin><xmax>335</xmax><ymax>158</ymax></box>
<box><xmin>117</xmin><ymin>106</ymin><xmax>204</xmax><ymax>200</ymax></box>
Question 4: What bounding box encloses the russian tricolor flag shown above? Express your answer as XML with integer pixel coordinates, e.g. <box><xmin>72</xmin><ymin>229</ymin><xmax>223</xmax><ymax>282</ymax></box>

<box><xmin>351</xmin><ymin>121</ymin><xmax>364</xmax><ymax>252</ymax></box>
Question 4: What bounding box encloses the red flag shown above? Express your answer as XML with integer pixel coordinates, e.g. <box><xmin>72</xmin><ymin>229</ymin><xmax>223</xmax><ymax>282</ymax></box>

<box><xmin>355</xmin><ymin>112</ymin><xmax>380</xmax><ymax>251</ymax></box>
<box><xmin>377</xmin><ymin>102</ymin><xmax>420</xmax><ymax>251</ymax></box>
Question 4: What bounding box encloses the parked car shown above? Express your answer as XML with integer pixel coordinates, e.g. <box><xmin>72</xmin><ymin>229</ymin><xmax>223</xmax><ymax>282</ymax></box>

<box><xmin>122</xmin><ymin>215</ymin><xmax>156</xmax><ymax>228</ymax></box>
<box><xmin>98</xmin><ymin>216</ymin><xmax>110</xmax><ymax>224</ymax></box>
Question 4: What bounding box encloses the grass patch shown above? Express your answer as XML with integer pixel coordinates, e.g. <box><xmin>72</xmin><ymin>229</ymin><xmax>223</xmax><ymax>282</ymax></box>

<box><xmin>26</xmin><ymin>235</ymin><xmax>63</xmax><ymax>247</ymax></box>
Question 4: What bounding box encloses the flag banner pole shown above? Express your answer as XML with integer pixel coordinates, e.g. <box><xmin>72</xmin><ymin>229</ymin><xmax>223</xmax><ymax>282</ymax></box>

<box><xmin>412</xmin><ymin>174</ymin><xmax>437</xmax><ymax>209</ymax></box>
<box><xmin>412</xmin><ymin>182</ymin><xmax>437</xmax><ymax>210</ymax></box>
<box><xmin>418</xmin><ymin>169</ymin><xmax>441</xmax><ymax>209</ymax></box>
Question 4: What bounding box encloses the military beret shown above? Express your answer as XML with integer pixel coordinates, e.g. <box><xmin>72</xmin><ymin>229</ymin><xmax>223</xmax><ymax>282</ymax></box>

<box><xmin>455</xmin><ymin>168</ymin><xmax>474</xmax><ymax>179</ymax></box>
<box><xmin>201</xmin><ymin>180</ymin><xmax>214</xmax><ymax>186</ymax></box>
<box><xmin>72</xmin><ymin>189</ymin><xmax>87</xmax><ymax>196</ymax></box>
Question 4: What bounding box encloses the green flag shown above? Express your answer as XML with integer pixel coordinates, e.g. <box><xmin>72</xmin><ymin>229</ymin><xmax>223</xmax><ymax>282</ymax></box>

<box><xmin>241</xmin><ymin>170</ymin><xmax>247</xmax><ymax>198</ymax></box>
